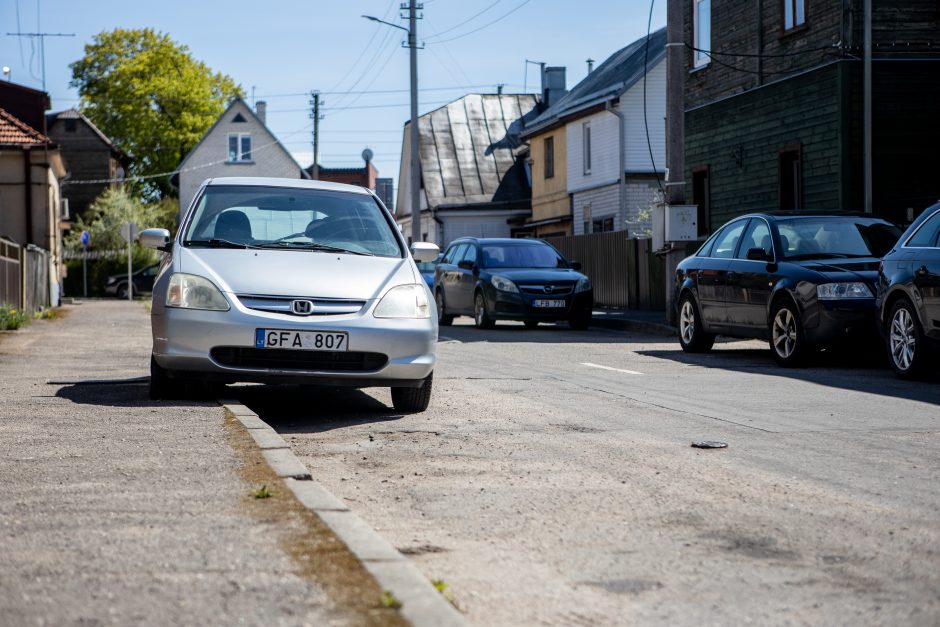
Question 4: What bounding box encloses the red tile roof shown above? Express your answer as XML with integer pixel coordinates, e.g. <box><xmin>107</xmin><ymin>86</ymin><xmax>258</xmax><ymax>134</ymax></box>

<box><xmin>0</xmin><ymin>107</ymin><xmax>52</xmax><ymax>146</ymax></box>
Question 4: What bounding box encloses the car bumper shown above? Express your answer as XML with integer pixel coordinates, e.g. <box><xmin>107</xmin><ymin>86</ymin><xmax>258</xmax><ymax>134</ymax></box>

<box><xmin>803</xmin><ymin>299</ymin><xmax>879</xmax><ymax>346</ymax></box>
<box><xmin>487</xmin><ymin>287</ymin><xmax>594</xmax><ymax>321</ymax></box>
<box><xmin>152</xmin><ymin>302</ymin><xmax>436</xmax><ymax>387</ymax></box>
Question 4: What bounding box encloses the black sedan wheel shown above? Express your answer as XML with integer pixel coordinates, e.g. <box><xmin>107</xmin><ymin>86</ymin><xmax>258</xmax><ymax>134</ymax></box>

<box><xmin>391</xmin><ymin>373</ymin><xmax>433</xmax><ymax>413</ymax></box>
<box><xmin>770</xmin><ymin>299</ymin><xmax>809</xmax><ymax>367</ymax></box>
<box><xmin>435</xmin><ymin>290</ymin><xmax>454</xmax><ymax>326</ymax></box>
<box><xmin>474</xmin><ymin>292</ymin><xmax>495</xmax><ymax>329</ymax></box>
<box><xmin>678</xmin><ymin>293</ymin><xmax>714</xmax><ymax>353</ymax></box>
<box><xmin>117</xmin><ymin>282</ymin><xmax>133</xmax><ymax>299</ymax></box>
<box><xmin>887</xmin><ymin>298</ymin><xmax>925</xmax><ymax>378</ymax></box>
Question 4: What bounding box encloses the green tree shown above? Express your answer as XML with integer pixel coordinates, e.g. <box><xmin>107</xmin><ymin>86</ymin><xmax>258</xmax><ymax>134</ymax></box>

<box><xmin>70</xmin><ymin>28</ymin><xmax>242</xmax><ymax>199</ymax></box>
<box><xmin>65</xmin><ymin>187</ymin><xmax>178</xmax><ymax>256</ymax></box>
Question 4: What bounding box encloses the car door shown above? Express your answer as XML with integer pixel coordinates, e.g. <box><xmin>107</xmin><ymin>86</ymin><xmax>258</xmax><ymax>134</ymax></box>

<box><xmin>726</xmin><ymin>218</ymin><xmax>776</xmax><ymax>332</ymax></box>
<box><xmin>453</xmin><ymin>243</ymin><xmax>480</xmax><ymax>312</ymax></box>
<box><xmin>696</xmin><ymin>219</ymin><xmax>747</xmax><ymax>327</ymax></box>
<box><xmin>438</xmin><ymin>243</ymin><xmax>467</xmax><ymax>310</ymax></box>
<box><xmin>906</xmin><ymin>209</ymin><xmax>940</xmax><ymax>338</ymax></box>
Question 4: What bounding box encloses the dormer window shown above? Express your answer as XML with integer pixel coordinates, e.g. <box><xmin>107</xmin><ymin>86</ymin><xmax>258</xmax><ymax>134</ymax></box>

<box><xmin>228</xmin><ymin>133</ymin><xmax>252</xmax><ymax>162</ymax></box>
<box><xmin>784</xmin><ymin>0</ymin><xmax>805</xmax><ymax>31</ymax></box>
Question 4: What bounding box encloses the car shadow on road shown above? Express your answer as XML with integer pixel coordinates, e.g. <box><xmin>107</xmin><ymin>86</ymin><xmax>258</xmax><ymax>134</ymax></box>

<box><xmin>53</xmin><ymin>377</ymin><xmax>218</xmax><ymax>408</ymax></box>
<box><xmin>638</xmin><ymin>346</ymin><xmax>940</xmax><ymax>404</ymax></box>
<box><xmin>232</xmin><ymin>385</ymin><xmax>406</xmax><ymax>434</ymax></box>
<box><xmin>438</xmin><ymin>323</ymin><xmax>645</xmax><ymax>344</ymax></box>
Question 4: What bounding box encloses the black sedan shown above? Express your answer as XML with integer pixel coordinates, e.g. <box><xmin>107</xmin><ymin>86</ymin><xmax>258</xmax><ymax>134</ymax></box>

<box><xmin>675</xmin><ymin>212</ymin><xmax>901</xmax><ymax>366</ymax></box>
<box><xmin>877</xmin><ymin>201</ymin><xmax>940</xmax><ymax>378</ymax></box>
<box><xmin>104</xmin><ymin>262</ymin><xmax>160</xmax><ymax>298</ymax></box>
<box><xmin>433</xmin><ymin>237</ymin><xmax>594</xmax><ymax>329</ymax></box>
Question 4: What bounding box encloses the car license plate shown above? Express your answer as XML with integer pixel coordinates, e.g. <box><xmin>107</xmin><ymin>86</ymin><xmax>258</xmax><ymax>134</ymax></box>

<box><xmin>255</xmin><ymin>329</ymin><xmax>348</xmax><ymax>351</ymax></box>
<box><xmin>533</xmin><ymin>299</ymin><xmax>566</xmax><ymax>308</ymax></box>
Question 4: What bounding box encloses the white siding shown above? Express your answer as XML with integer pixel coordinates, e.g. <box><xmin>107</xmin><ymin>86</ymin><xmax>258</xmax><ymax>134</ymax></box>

<box><xmin>621</xmin><ymin>58</ymin><xmax>666</xmax><ymax>173</ymax></box>
<box><xmin>442</xmin><ymin>214</ymin><xmax>514</xmax><ymax>244</ymax></box>
<box><xmin>178</xmin><ymin>100</ymin><xmax>302</xmax><ymax>217</ymax></box>
<box><xmin>572</xmin><ymin>179</ymin><xmax>660</xmax><ymax>236</ymax></box>
<box><xmin>566</xmin><ymin>110</ymin><xmax>621</xmax><ymax>194</ymax></box>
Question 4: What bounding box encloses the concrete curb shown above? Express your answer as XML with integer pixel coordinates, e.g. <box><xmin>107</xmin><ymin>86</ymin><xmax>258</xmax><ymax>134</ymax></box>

<box><xmin>221</xmin><ymin>400</ymin><xmax>468</xmax><ymax>627</ymax></box>
<box><xmin>590</xmin><ymin>315</ymin><xmax>676</xmax><ymax>337</ymax></box>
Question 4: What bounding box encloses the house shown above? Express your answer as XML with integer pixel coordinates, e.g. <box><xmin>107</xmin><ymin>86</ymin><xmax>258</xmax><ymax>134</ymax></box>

<box><xmin>521</xmin><ymin>29</ymin><xmax>667</xmax><ymax>238</ymax></box>
<box><xmin>0</xmin><ymin>81</ymin><xmax>50</xmax><ymax>135</ymax></box>
<box><xmin>306</xmin><ymin>152</ymin><xmax>378</xmax><ymax>189</ymax></box>
<box><xmin>46</xmin><ymin>109</ymin><xmax>129</xmax><ymax>220</ymax></box>
<box><xmin>396</xmin><ymin>93</ymin><xmax>540</xmax><ymax>246</ymax></box>
<box><xmin>683</xmin><ymin>0</ymin><xmax>940</xmax><ymax>231</ymax></box>
<box><xmin>375</xmin><ymin>178</ymin><xmax>394</xmax><ymax>212</ymax></box>
<box><xmin>176</xmin><ymin>98</ymin><xmax>308</xmax><ymax>218</ymax></box>
<box><xmin>0</xmin><ymin>106</ymin><xmax>68</xmax><ymax>308</ymax></box>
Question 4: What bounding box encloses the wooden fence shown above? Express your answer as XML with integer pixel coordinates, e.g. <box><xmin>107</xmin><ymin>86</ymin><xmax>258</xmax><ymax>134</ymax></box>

<box><xmin>25</xmin><ymin>245</ymin><xmax>50</xmax><ymax>312</ymax></box>
<box><xmin>543</xmin><ymin>232</ymin><xmax>665</xmax><ymax>310</ymax></box>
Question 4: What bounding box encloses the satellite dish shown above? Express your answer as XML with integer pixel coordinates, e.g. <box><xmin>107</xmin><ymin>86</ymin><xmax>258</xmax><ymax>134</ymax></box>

<box><xmin>361</xmin><ymin>148</ymin><xmax>374</xmax><ymax>163</ymax></box>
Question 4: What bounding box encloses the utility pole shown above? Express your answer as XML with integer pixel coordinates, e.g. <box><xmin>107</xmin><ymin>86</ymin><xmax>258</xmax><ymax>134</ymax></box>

<box><xmin>664</xmin><ymin>0</ymin><xmax>686</xmax><ymax>324</ymax></box>
<box><xmin>309</xmin><ymin>91</ymin><xmax>322</xmax><ymax>180</ymax></box>
<box><xmin>4</xmin><ymin>32</ymin><xmax>74</xmax><ymax>92</ymax></box>
<box><xmin>863</xmin><ymin>0</ymin><xmax>872</xmax><ymax>213</ymax></box>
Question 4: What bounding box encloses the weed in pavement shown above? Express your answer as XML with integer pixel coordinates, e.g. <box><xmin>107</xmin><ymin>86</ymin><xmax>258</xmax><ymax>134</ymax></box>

<box><xmin>0</xmin><ymin>306</ymin><xmax>30</xmax><ymax>330</ymax></box>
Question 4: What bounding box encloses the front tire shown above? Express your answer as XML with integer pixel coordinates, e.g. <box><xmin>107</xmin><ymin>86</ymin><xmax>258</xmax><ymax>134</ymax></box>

<box><xmin>149</xmin><ymin>355</ymin><xmax>181</xmax><ymax>400</ymax></box>
<box><xmin>678</xmin><ymin>293</ymin><xmax>714</xmax><ymax>353</ymax></box>
<box><xmin>770</xmin><ymin>298</ymin><xmax>810</xmax><ymax>367</ymax></box>
<box><xmin>435</xmin><ymin>290</ymin><xmax>454</xmax><ymax>326</ymax></box>
<box><xmin>568</xmin><ymin>311</ymin><xmax>591</xmax><ymax>330</ymax></box>
<box><xmin>117</xmin><ymin>283</ymin><xmax>133</xmax><ymax>299</ymax></box>
<box><xmin>887</xmin><ymin>298</ymin><xmax>926</xmax><ymax>378</ymax></box>
<box><xmin>474</xmin><ymin>292</ymin><xmax>495</xmax><ymax>329</ymax></box>
<box><xmin>391</xmin><ymin>373</ymin><xmax>433</xmax><ymax>413</ymax></box>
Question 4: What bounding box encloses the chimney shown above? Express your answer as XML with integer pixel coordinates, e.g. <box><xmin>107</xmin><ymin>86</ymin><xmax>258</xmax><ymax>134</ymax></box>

<box><xmin>255</xmin><ymin>100</ymin><xmax>267</xmax><ymax>125</ymax></box>
<box><xmin>586</xmin><ymin>58</ymin><xmax>595</xmax><ymax>74</ymax></box>
<box><xmin>541</xmin><ymin>66</ymin><xmax>567</xmax><ymax>108</ymax></box>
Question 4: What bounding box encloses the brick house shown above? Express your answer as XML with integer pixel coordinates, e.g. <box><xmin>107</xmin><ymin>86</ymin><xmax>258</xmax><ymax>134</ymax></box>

<box><xmin>685</xmin><ymin>0</ymin><xmax>940</xmax><ymax>232</ymax></box>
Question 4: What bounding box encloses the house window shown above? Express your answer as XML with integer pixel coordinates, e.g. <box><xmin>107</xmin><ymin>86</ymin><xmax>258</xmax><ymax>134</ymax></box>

<box><xmin>783</xmin><ymin>0</ymin><xmax>805</xmax><ymax>31</ymax></box>
<box><xmin>693</xmin><ymin>0</ymin><xmax>711</xmax><ymax>68</ymax></box>
<box><xmin>583</xmin><ymin>203</ymin><xmax>592</xmax><ymax>234</ymax></box>
<box><xmin>692</xmin><ymin>166</ymin><xmax>710</xmax><ymax>237</ymax></box>
<box><xmin>779</xmin><ymin>147</ymin><xmax>802</xmax><ymax>210</ymax></box>
<box><xmin>582</xmin><ymin>123</ymin><xmax>592</xmax><ymax>175</ymax></box>
<box><xmin>544</xmin><ymin>136</ymin><xmax>555</xmax><ymax>179</ymax></box>
<box><xmin>228</xmin><ymin>133</ymin><xmax>252</xmax><ymax>162</ymax></box>
<box><xmin>592</xmin><ymin>216</ymin><xmax>615</xmax><ymax>233</ymax></box>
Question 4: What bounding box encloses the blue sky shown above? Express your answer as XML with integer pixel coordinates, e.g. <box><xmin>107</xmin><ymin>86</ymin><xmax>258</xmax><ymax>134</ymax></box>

<box><xmin>1</xmin><ymin>0</ymin><xmax>665</xmax><ymax>194</ymax></box>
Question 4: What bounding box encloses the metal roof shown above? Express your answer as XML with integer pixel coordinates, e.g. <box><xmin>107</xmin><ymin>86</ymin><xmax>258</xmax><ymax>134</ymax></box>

<box><xmin>523</xmin><ymin>27</ymin><xmax>667</xmax><ymax>137</ymax></box>
<box><xmin>0</xmin><ymin>107</ymin><xmax>52</xmax><ymax>147</ymax></box>
<box><xmin>47</xmin><ymin>108</ymin><xmax>128</xmax><ymax>158</ymax></box>
<box><xmin>410</xmin><ymin>93</ymin><xmax>539</xmax><ymax>209</ymax></box>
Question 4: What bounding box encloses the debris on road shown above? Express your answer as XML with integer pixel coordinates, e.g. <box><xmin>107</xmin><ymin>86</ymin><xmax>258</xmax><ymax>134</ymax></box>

<box><xmin>691</xmin><ymin>441</ymin><xmax>728</xmax><ymax>449</ymax></box>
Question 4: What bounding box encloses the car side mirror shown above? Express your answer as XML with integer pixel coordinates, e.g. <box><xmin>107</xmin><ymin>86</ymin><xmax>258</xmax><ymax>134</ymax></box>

<box><xmin>457</xmin><ymin>259</ymin><xmax>476</xmax><ymax>270</ymax></box>
<box><xmin>746</xmin><ymin>247</ymin><xmax>772</xmax><ymax>262</ymax></box>
<box><xmin>411</xmin><ymin>241</ymin><xmax>440</xmax><ymax>262</ymax></box>
<box><xmin>570</xmin><ymin>261</ymin><xmax>582</xmax><ymax>271</ymax></box>
<box><xmin>140</xmin><ymin>228</ymin><xmax>172</xmax><ymax>251</ymax></box>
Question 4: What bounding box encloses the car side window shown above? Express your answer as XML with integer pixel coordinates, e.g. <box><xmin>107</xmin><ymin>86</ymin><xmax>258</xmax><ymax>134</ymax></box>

<box><xmin>906</xmin><ymin>209</ymin><xmax>940</xmax><ymax>248</ymax></box>
<box><xmin>711</xmin><ymin>220</ymin><xmax>747</xmax><ymax>259</ymax></box>
<box><xmin>444</xmin><ymin>244</ymin><xmax>465</xmax><ymax>264</ymax></box>
<box><xmin>457</xmin><ymin>245</ymin><xmax>478</xmax><ymax>266</ymax></box>
<box><xmin>737</xmin><ymin>219</ymin><xmax>772</xmax><ymax>259</ymax></box>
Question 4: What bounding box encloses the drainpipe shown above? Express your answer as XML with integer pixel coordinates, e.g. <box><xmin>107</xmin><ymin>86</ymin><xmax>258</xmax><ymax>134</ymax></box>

<box><xmin>23</xmin><ymin>147</ymin><xmax>33</xmax><ymax>246</ymax></box>
<box><xmin>863</xmin><ymin>0</ymin><xmax>872</xmax><ymax>213</ymax></box>
<box><xmin>606</xmin><ymin>99</ymin><xmax>627</xmax><ymax>232</ymax></box>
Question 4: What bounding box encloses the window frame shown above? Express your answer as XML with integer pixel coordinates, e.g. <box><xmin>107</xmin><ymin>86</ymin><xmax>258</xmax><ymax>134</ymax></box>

<box><xmin>782</xmin><ymin>0</ymin><xmax>806</xmax><ymax>32</ymax></box>
<box><xmin>582</xmin><ymin>123</ymin><xmax>592</xmax><ymax>175</ymax></box>
<box><xmin>778</xmin><ymin>144</ymin><xmax>803</xmax><ymax>211</ymax></box>
<box><xmin>227</xmin><ymin>132</ymin><xmax>253</xmax><ymax>163</ymax></box>
<box><xmin>707</xmin><ymin>218</ymin><xmax>749</xmax><ymax>259</ymax></box>
<box><xmin>693</xmin><ymin>0</ymin><xmax>711</xmax><ymax>68</ymax></box>
<box><xmin>903</xmin><ymin>207</ymin><xmax>940</xmax><ymax>249</ymax></box>
<box><xmin>544</xmin><ymin>136</ymin><xmax>555</xmax><ymax>179</ymax></box>
<box><xmin>735</xmin><ymin>217</ymin><xmax>775</xmax><ymax>262</ymax></box>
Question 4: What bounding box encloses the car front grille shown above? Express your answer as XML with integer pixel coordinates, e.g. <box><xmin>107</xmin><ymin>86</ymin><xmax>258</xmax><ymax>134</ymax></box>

<box><xmin>518</xmin><ymin>284</ymin><xmax>575</xmax><ymax>296</ymax></box>
<box><xmin>210</xmin><ymin>347</ymin><xmax>387</xmax><ymax>372</ymax></box>
<box><xmin>236</xmin><ymin>294</ymin><xmax>365</xmax><ymax>316</ymax></box>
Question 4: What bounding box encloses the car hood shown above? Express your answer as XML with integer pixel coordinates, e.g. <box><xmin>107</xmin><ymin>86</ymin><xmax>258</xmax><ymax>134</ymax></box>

<box><xmin>178</xmin><ymin>247</ymin><xmax>416</xmax><ymax>300</ymax></box>
<box><xmin>797</xmin><ymin>258</ymin><xmax>880</xmax><ymax>283</ymax></box>
<box><xmin>483</xmin><ymin>268</ymin><xmax>586</xmax><ymax>284</ymax></box>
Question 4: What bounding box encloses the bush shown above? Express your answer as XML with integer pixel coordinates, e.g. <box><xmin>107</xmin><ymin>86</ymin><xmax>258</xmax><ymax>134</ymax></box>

<box><xmin>0</xmin><ymin>306</ymin><xmax>31</xmax><ymax>330</ymax></box>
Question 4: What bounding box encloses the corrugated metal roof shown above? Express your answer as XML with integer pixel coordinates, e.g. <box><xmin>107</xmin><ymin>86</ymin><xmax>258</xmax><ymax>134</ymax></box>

<box><xmin>413</xmin><ymin>93</ymin><xmax>539</xmax><ymax>209</ymax></box>
<box><xmin>523</xmin><ymin>27</ymin><xmax>667</xmax><ymax>136</ymax></box>
<box><xmin>0</xmin><ymin>107</ymin><xmax>52</xmax><ymax>146</ymax></box>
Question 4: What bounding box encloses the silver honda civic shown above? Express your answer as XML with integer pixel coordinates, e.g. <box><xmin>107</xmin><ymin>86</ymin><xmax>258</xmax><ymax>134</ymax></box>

<box><xmin>140</xmin><ymin>177</ymin><xmax>440</xmax><ymax>412</ymax></box>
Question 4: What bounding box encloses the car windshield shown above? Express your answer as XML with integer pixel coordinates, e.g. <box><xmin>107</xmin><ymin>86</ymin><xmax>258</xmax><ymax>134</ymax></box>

<box><xmin>481</xmin><ymin>243</ymin><xmax>568</xmax><ymax>269</ymax></box>
<box><xmin>182</xmin><ymin>185</ymin><xmax>403</xmax><ymax>258</ymax></box>
<box><xmin>776</xmin><ymin>217</ymin><xmax>901</xmax><ymax>260</ymax></box>
<box><xmin>415</xmin><ymin>260</ymin><xmax>439</xmax><ymax>273</ymax></box>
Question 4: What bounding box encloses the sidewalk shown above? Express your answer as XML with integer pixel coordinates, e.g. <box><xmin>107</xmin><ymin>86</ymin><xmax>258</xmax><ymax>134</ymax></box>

<box><xmin>590</xmin><ymin>307</ymin><xmax>676</xmax><ymax>336</ymax></box>
<box><xmin>0</xmin><ymin>301</ymin><xmax>399</xmax><ymax>626</ymax></box>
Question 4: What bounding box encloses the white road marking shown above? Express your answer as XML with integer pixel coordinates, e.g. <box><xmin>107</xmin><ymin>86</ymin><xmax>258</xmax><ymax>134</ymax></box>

<box><xmin>580</xmin><ymin>362</ymin><xmax>644</xmax><ymax>375</ymax></box>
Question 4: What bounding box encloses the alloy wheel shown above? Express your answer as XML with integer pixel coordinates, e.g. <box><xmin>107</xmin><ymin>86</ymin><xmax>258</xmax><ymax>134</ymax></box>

<box><xmin>680</xmin><ymin>300</ymin><xmax>695</xmax><ymax>345</ymax></box>
<box><xmin>475</xmin><ymin>296</ymin><xmax>484</xmax><ymax>326</ymax></box>
<box><xmin>772</xmin><ymin>307</ymin><xmax>797</xmax><ymax>359</ymax></box>
<box><xmin>889</xmin><ymin>307</ymin><xmax>916</xmax><ymax>371</ymax></box>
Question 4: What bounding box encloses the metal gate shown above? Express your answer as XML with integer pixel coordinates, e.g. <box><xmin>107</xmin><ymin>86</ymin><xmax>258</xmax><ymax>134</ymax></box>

<box><xmin>0</xmin><ymin>238</ymin><xmax>22</xmax><ymax>308</ymax></box>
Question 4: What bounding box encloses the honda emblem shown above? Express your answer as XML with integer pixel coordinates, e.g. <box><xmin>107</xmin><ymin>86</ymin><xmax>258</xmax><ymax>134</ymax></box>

<box><xmin>291</xmin><ymin>300</ymin><xmax>314</xmax><ymax>315</ymax></box>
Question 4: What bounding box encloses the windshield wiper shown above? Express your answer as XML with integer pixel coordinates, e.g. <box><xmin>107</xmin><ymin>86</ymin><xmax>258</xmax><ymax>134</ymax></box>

<box><xmin>184</xmin><ymin>238</ymin><xmax>256</xmax><ymax>249</ymax></box>
<box><xmin>254</xmin><ymin>241</ymin><xmax>374</xmax><ymax>256</ymax></box>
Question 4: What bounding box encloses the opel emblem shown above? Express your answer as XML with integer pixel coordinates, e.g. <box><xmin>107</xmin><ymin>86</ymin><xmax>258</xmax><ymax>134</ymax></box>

<box><xmin>291</xmin><ymin>300</ymin><xmax>314</xmax><ymax>315</ymax></box>
<box><xmin>543</xmin><ymin>285</ymin><xmax>554</xmax><ymax>294</ymax></box>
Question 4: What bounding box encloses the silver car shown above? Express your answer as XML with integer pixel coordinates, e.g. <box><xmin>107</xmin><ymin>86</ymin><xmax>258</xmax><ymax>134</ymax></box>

<box><xmin>140</xmin><ymin>177</ymin><xmax>440</xmax><ymax>412</ymax></box>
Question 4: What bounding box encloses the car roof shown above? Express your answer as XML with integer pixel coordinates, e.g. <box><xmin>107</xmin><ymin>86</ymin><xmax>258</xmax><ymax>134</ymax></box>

<box><xmin>449</xmin><ymin>237</ymin><xmax>548</xmax><ymax>245</ymax></box>
<box><xmin>746</xmin><ymin>210</ymin><xmax>889</xmax><ymax>219</ymax></box>
<box><xmin>204</xmin><ymin>177</ymin><xmax>372</xmax><ymax>196</ymax></box>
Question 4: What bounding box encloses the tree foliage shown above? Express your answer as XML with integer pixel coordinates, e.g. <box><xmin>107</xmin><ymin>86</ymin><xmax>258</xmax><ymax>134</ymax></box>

<box><xmin>65</xmin><ymin>187</ymin><xmax>178</xmax><ymax>257</ymax></box>
<box><xmin>70</xmin><ymin>29</ymin><xmax>242</xmax><ymax>199</ymax></box>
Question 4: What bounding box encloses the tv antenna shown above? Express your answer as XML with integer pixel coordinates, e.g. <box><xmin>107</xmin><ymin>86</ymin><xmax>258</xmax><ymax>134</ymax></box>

<box><xmin>5</xmin><ymin>31</ymin><xmax>75</xmax><ymax>92</ymax></box>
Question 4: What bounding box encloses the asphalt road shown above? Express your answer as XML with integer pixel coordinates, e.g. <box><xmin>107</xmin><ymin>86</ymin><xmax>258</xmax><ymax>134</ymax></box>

<box><xmin>237</xmin><ymin>319</ymin><xmax>940</xmax><ymax>626</ymax></box>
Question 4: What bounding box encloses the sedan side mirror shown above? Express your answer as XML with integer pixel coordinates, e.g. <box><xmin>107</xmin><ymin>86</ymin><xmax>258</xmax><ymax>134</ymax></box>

<box><xmin>570</xmin><ymin>261</ymin><xmax>582</xmax><ymax>271</ymax></box>
<box><xmin>746</xmin><ymin>247</ymin><xmax>772</xmax><ymax>262</ymax></box>
<box><xmin>411</xmin><ymin>241</ymin><xmax>440</xmax><ymax>263</ymax></box>
<box><xmin>457</xmin><ymin>259</ymin><xmax>476</xmax><ymax>271</ymax></box>
<box><xmin>140</xmin><ymin>228</ymin><xmax>172</xmax><ymax>251</ymax></box>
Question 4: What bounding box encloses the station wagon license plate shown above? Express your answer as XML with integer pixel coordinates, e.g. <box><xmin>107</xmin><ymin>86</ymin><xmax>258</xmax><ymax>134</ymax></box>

<box><xmin>532</xmin><ymin>299</ymin><xmax>566</xmax><ymax>308</ymax></box>
<box><xmin>255</xmin><ymin>329</ymin><xmax>348</xmax><ymax>351</ymax></box>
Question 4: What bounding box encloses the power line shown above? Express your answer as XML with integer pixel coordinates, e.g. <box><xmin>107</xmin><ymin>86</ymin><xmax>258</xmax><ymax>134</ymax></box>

<box><xmin>427</xmin><ymin>0</ymin><xmax>503</xmax><ymax>38</ymax></box>
<box><xmin>424</xmin><ymin>0</ymin><xmax>532</xmax><ymax>44</ymax></box>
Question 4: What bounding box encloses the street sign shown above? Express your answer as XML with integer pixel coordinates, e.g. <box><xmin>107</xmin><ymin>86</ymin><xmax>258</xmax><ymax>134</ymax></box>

<box><xmin>80</xmin><ymin>230</ymin><xmax>90</xmax><ymax>248</ymax></box>
<box><xmin>120</xmin><ymin>222</ymin><xmax>139</xmax><ymax>243</ymax></box>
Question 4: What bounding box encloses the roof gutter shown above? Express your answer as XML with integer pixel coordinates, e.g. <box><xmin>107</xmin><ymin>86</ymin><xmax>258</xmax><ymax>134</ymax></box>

<box><xmin>606</xmin><ymin>97</ymin><xmax>627</xmax><ymax>232</ymax></box>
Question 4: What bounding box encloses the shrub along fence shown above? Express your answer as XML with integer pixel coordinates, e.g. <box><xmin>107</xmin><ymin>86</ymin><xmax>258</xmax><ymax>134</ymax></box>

<box><xmin>543</xmin><ymin>232</ymin><xmax>666</xmax><ymax>310</ymax></box>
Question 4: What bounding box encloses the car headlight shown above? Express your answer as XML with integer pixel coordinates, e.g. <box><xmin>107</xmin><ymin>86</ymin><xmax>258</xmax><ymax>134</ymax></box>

<box><xmin>166</xmin><ymin>273</ymin><xmax>230</xmax><ymax>310</ymax></box>
<box><xmin>816</xmin><ymin>282</ymin><xmax>873</xmax><ymax>300</ymax></box>
<box><xmin>373</xmin><ymin>284</ymin><xmax>430</xmax><ymax>319</ymax></box>
<box><xmin>576</xmin><ymin>277</ymin><xmax>592</xmax><ymax>292</ymax></box>
<box><xmin>490</xmin><ymin>275</ymin><xmax>519</xmax><ymax>293</ymax></box>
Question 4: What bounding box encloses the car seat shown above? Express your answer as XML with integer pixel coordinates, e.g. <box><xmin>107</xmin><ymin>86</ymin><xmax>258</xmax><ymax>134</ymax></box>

<box><xmin>214</xmin><ymin>210</ymin><xmax>252</xmax><ymax>242</ymax></box>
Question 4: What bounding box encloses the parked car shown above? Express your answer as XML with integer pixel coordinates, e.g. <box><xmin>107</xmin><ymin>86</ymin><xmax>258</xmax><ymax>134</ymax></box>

<box><xmin>139</xmin><ymin>177</ymin><xmax>440</xmax><ymax>411</ymax></box>
<box><xmin>877</xmin><ymin>201</ymin><xmax>940</xmax><ymax>378</ymax></box>
<box><xmin>104</xmin><ymin>263</ymin><xmax>160</xmax><ymax>298</ymax></box>
<box><xmin>433</xmin><ymin>237</ymin><xmax>593</xmax><ymax>329</ymax></box>
<box><xmin>416</xmin><ymin>255</ymin><xmax>441</xmax><ymax>291</ymax></box>
<box><xmin>675</xmin><ymin>212</ymin><xmax>901</xmax><ymax>366</ymax></box>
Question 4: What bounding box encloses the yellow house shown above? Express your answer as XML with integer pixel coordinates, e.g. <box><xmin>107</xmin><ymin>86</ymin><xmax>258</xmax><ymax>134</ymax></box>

<box><xmin>524</xmin><ymin>126</ymin><xmax>571</xmax><ymax>237</ymax></box>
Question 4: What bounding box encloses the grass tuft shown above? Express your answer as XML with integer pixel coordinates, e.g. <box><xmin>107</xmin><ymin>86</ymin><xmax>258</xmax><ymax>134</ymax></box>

<box><xmin>251</xmin><ymin>484</ymin><xmax>274</xmax><ymax>499</ymax></box>
<box><xmin>380</xmin><ymin>591</ymin><xmax>402</xmax><ymax>609</ymax></box>
<box><xmin>0</xmin><ymin>306</ymin><xmax>31</xmax><ymax>330</ymax></box>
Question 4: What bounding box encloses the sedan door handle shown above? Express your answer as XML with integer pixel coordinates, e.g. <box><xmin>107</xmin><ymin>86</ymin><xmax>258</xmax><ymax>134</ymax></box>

<box><xmin>916</xmin><ymin>265</ymin><xmax>928</xmax><ymax>277</ymax></box>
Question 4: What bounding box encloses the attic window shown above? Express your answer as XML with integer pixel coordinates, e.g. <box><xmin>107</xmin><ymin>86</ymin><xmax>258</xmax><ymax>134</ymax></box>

<box><xmin>228</xmin><ymin>133</ymin><xmax>252</xmax><ymax>162</ymax></box>
<box><xmin>64</xmin><ymin>118</ymin><xmax>77</xmax><ymax>132</ymax></box>
<box><xmin>232</xmin><ymin>113</ymin><xmax>247</xmax><ymax>123</ymax></box>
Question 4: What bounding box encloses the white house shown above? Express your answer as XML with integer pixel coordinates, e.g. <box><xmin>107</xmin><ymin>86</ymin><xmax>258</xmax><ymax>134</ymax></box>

<box><xmin>176</xmin><ymin>97</ymin><xmax>307</xmax><ymax>218</ymax></box>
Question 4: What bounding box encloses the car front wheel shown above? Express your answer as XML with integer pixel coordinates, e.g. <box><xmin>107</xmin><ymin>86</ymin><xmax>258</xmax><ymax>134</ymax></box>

<box><xmin>117</xmin><ymin>283</ymin><xmax>133</xmax><ymax>299</ymax></box>
<box><xmin>678</xmin><ymin>293</ymin><xmax>714</xmax><ymax>353</ymax></box>
<box><xmin>435</xmin><ymin>290</ymin><xmax>454</xmax><ymax>326</ymax></box>
<box><xmin>391</xmin><ymin>373</ymin><xmax>433</xmax><ymax>412</ymax></box>
<box><xmin>887</xmin><ymin>298</ymin><xmax>926</xmax><ymax>378</ymax></box>
<box><xmin>770</xmin><ymin>299</ymin><xmax>810</xmax><ymax>367</ymax></box>
<box><xmin>149</xmin><ymin>355</ymin><xmax>181</xmax><ymax>400</ymax></box>
<box><xmin>474</xmin><ymin>292</ymin><xmax>495</xmax><ymax>329</ymax></box>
